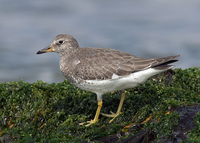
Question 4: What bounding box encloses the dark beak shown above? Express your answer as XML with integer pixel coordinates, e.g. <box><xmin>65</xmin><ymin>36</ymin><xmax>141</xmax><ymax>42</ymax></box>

<box><xmin>36</xmin><ymin>45</ymin><xmax>55</xmax><ymax>54</ymax></box>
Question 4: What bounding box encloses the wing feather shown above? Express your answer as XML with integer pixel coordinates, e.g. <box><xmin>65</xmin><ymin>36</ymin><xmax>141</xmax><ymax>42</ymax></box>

<box><xmin>73</xmin><ymin>47</ymin><xmax>179</xmax><ymax>80</ymax></box>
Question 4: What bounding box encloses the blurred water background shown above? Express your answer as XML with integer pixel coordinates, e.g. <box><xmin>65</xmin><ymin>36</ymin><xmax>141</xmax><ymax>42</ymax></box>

<box><xmin>0</xmin><ymin>0</ymin><xmax>200</xmax><ymax>83</ymax></box>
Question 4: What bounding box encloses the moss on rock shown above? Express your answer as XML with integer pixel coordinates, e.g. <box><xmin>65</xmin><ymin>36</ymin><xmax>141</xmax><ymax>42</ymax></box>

<box><xmin>0</xmin><ymin>68</ymin><xmax>200</xmax><ymax>142</ymax></box>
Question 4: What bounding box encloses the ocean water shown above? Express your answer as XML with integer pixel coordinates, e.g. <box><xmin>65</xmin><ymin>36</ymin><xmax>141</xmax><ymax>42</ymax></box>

<box><xmin>0</xmin><ymin>0</ymin><xmax>200</xmax><ymax>83</ymax></box>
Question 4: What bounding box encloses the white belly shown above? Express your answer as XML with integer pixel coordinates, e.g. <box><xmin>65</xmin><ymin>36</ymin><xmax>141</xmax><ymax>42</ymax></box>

<box><xmin>76</xmin><ymin>68</ymin><xmax>167</xmax><ymax>95</ymax></box>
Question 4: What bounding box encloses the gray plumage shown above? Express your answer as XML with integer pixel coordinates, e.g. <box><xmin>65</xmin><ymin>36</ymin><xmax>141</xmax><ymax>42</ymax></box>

<box><xmin>37</xmin><ymin>34</ymin><xmax>179</xmax><ymax>84</ymax></box>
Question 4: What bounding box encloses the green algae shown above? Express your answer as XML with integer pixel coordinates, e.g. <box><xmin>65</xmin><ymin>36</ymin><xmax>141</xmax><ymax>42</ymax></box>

<box><xmin>0</xmin><ymin>67</ymin><xmax>200</xmax><ymax>142</ymax></box>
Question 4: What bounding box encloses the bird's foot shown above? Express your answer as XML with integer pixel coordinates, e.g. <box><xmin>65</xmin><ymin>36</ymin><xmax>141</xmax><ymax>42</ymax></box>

<box><xmin>79</xmin><ymin>119</ymin><xmax>98</xmax><ymax>127</ymax></box>
<box><xmin>101</xmin><ymin>111</ymin><xmax>121</xmax><ymax>123</ymax></box>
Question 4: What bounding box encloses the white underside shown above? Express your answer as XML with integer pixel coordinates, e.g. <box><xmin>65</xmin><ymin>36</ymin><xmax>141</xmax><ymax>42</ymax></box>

<box><xmin>76</xmin><ymin>68</ymin><xmax>171</xmax><ymax>101</ymax></box>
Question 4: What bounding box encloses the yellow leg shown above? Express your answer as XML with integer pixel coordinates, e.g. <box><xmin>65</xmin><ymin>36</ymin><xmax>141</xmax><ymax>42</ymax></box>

<box><xmin>101</xmin><ymin>91</ymin><xmax>126</xmax><ymax>123</ymax></box>
<box><xmin>79</xmin><ymin>100</ymin><xmax>103</xmax><ymax>127</ymax></box>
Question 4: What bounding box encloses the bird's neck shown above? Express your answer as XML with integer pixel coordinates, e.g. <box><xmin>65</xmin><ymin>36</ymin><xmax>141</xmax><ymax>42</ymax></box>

<box><xmin>59</xmin><ymin>48</ymin><xmax>78</xmax><ymax>73</ymax></box>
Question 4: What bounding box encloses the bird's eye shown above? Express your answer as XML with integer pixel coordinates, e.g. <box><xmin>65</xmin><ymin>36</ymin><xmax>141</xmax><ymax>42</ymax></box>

<box><xmin>58</xmin><ymin>40</ymin><xmax>64</xmax><ymax>44</ymax></box>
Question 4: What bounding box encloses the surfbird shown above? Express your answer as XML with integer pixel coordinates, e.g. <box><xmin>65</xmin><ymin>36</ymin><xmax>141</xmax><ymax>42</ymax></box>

<box><xmin>37</xmin><ymin>34</ymin><xmax>179</xmax><ymax>126</ymax></box>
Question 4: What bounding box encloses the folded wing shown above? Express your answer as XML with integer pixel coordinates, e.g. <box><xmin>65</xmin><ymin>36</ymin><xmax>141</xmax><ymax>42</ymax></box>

<box><xmin>74</xmin><ymin>47</ymin><xmax>179</xmax><ymax>80</ymax></box>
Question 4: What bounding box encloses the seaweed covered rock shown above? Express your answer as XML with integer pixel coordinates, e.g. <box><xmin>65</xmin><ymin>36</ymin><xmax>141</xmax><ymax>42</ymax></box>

<box><xmin>0</xmin><ymin>68</ymin><xmax>200</xmax><ymax>142</ymax></box>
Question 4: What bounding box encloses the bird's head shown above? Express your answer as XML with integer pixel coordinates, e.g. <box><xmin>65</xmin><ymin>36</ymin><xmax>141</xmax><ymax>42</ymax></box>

<box><xmin>37</xmin><ymin>34</ymin><xmax>79</xmax><ymax>55</ymax></box>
